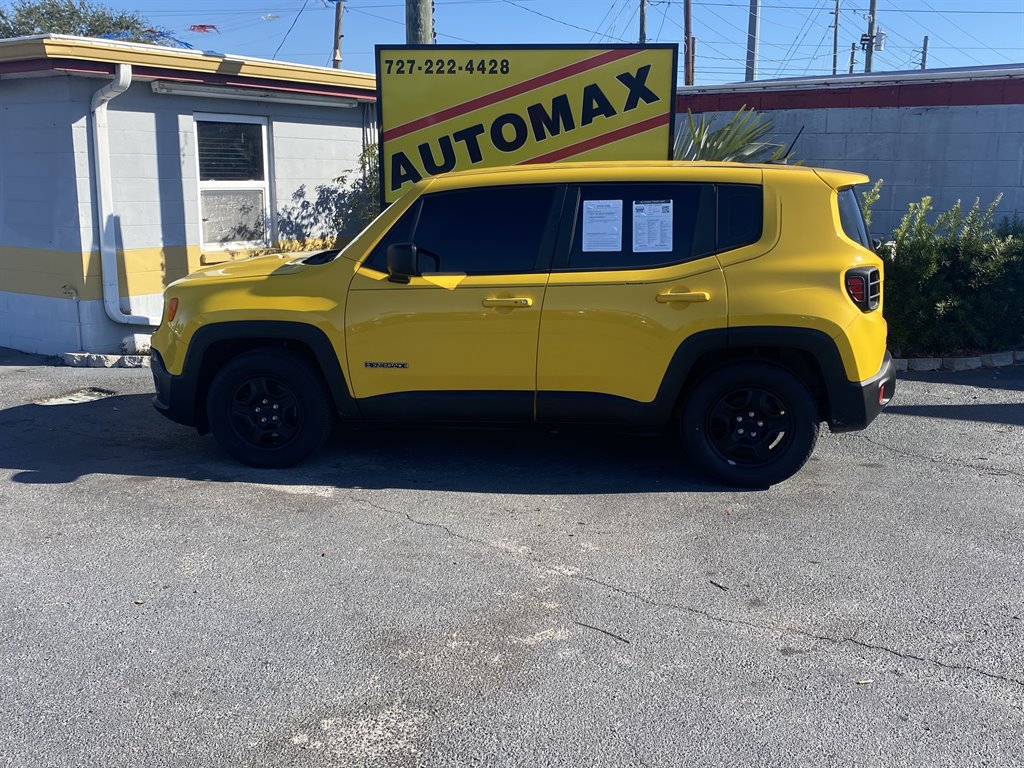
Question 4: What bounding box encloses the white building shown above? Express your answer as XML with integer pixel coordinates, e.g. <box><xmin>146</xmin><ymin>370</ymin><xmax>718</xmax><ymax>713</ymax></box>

<box><xmin>0</xmin><ymin>35</ymin><xmax>377</xmax><ymax>355</ymax></box>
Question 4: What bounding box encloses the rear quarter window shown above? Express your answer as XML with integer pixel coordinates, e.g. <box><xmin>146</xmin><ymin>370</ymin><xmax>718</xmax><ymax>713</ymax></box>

<box><xmin>717</xmin><ymin>184</ymin><xmax>763</xmax><ymax>252</ymax></box>
<box><xmin>837</xmin><ymin>187</ymin><xmax>871</xmax><ymax>248</ymax></box>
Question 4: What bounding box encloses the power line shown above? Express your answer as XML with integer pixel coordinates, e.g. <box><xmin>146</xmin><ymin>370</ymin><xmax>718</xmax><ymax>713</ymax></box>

<box><xmin>272</xmin><ymin>0</ymin><xmax>309</xmax><ymax>59</ymax></box>
<box><xmin>917</xmin><ymin>0</ymin><xmax>1017</xmax><ymax>61</ymax></box>
<box><xmin>866</xmin><ymin>8</ymin><xmax>957</xmax><ymax>66</ymax></box>
<box><xmin>653</xmin><ymin>0</ymin><xmax>670</xmax><ymax>41</ymax></box>
<box><xmin>588</xmin><ymin>0</ymin><xmax>622</xmax><ymax>43</ymax></box>
<box><xmin>772</xmin><ymin>0</ymin><xmax>829</xmax><ymax>76</ymax></box>
<box><xmin>142</xmin><ymin>0</ymin><xmax>1024</xmax><ymax>14</ymax></box>
<box><xmin>607</xmin><ymin>1</ymin><xmax>640</xmax><ymax>44</ymax></box>
<box><xmin>499</xmin><ymin>0</ymin><xmax>629</xmax><ymax>41</ymax></box>
<box><xmin>657</xmin><ymin>8</ymin><xmax>749</xmax><ymax>61</ymax></box>
<box><xmin>803</xmin><ymin>16</ymin><xmax>834</xmax><ymax>74</ymax></box>
<box><xmin>346</xmin><ymin>5</ymin><xmax>479</xmax><ymax>41</ymax></box>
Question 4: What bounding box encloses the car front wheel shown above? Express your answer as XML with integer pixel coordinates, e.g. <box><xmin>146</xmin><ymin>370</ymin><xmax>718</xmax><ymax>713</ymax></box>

<box><xmin>206</xmin><ymin>349</ymin><xmax>333</xmax><ymax>468</ymax></box>
<box><xmin>680</xmin><ymin>361</ymin><xmax>820</xmax><ymax>488</ymax></box>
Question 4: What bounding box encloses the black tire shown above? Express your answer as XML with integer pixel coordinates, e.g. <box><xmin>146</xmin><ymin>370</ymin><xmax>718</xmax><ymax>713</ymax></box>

<box><xmin>680</xmin><ymin>361</ymin><xmax>820</xmax><ymax>488</ymax></box>
<box><xmin>206</xmin><ymin>349</ymin><xmax>333</xmax><ymax>468</ymax></box>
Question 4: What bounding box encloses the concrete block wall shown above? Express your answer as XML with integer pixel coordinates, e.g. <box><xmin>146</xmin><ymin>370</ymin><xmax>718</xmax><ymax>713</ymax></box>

<box><xmin>683</xmin><ymin>103</ymin><xmax>1024</xmax><ymax>236</ymax></box>
<box><xmin>0</xmin><ymin>76</ymin><xmax>93</xmax><ymax>355</ymax></box>
<box><xmin>271</xmin><ymin>111</ymin><xmax>366</xmax><ymax>243</ymax></box>
<box><xmin>2</xmin><ymin>74</ymin><xmax>370</xmax><ymax>355</ymax></box>
<box><xmin>126</xmin><ymin>88</ymin><xmax>366</xmax><ymax>253</ymax></box>
<box><xmin>1</xmin><ymin>77</ymin><xmax>88</xmax><ymax>253</ymax></box>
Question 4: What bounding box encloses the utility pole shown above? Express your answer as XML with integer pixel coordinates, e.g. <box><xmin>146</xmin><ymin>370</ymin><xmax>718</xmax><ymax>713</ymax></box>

<box><xmin>920</xmin><ymin>35</ymin><xmax>929</xmax><ymax>69</ymax></box>
<box><xmin>831</xmin><ymin>0</ymin><xmax>839</xmax><ymax>75</ymax></box>
<box><xmin>683</xmin><ymin>0</ymin><xmax>693</xmax><ymax>85</ymax></box>
<box><xmin>848</xmin><ymin>43</ymin><xmax>857</xmax><ymax>74</ymax></box>
<box><xmin>331</xmin><ymin>0</ymin><xmax>343</xmax><ymax>69</ymax></box>
<box><xmin>864</xmin><ymin>0</ymin><xmax>877</xmax><ymax>73</ymax></box>
<box><xmin>406</xmin><ymin>0</ymin><xmax>433</xmax><ymax>45</ymax></box>
<box><xmin>744</xmin><ymin>0</ymin><xmax>760</xmax><ymax>82</ymax></box>
<box><xmin>639</xmin><ymin>0</ymin><xmax>647</xmax><ymax>44</ymax></box>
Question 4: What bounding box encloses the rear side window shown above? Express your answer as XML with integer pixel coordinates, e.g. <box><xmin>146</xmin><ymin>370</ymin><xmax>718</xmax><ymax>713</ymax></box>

<box><xmin>412</xmin><ymin>185</ymin><xmax>560</xmax><ymax>274</ymax></box>
<box><xmin>837</xmin><ymin>187</ymin><xmax>871</xmax><ymax>248</ymax></box>
<box><xmin>717</xmin><ymin>184</ymin><xmax>763</xmax><ymax>252</ymax></box>
<box><xmin>563</xmin><ymin>183</ymin><xmax>716</xmax><ymax>271</ymax></box>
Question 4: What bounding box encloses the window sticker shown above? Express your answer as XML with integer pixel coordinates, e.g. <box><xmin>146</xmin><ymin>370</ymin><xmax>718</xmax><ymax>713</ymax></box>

<box><xmin>632</xmin><ymin>200</ymin><xmax>673</xmax><ymax>253</ymax></box>
<box><xmin>582</xmin><ymin>200</ymin><xmax>623</xmax><ymax>252</ymax></box>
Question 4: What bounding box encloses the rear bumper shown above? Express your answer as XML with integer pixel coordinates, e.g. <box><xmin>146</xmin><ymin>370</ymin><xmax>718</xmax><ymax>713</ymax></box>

<box><xmin>828</xmin><ymin>350</ymin><xmax>896</xmax><ymax>433</ymax></box>
<box><xmin>151</xmin><ymin>348</ymin><xmax>200</xmax><ymax>428</ymax></box>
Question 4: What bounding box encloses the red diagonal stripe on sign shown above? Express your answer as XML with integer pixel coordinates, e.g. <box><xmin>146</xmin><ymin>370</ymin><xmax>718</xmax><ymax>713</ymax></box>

<box><xmin>381</xmin><ymin>48</ymin><xmax>643</xmax><ymax>142</ymax></box>
<box><xmin>520</xmin><ymin>112</ymin><xmax>671</xmax><ymax>165</ymax></box>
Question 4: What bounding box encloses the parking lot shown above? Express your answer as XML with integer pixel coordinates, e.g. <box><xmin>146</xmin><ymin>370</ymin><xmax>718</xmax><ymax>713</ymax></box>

<box><xmin>1</xmin><ymin>347</ymin><xmax>1022</xmax><ymax>767</ymax></box>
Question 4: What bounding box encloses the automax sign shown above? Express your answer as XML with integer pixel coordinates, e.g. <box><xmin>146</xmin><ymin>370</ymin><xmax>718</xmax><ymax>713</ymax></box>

<box><xmin>376</xmin><ymin>45</ymin><xmax>678</xmax><ymax>204</ymax></box>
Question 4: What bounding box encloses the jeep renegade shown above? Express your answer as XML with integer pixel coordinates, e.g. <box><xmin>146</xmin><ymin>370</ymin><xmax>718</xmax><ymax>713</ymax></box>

<box><xmin>151</xmin><ymin>161</ymin><xmax>895</xmax><ymax>487</ymax></box>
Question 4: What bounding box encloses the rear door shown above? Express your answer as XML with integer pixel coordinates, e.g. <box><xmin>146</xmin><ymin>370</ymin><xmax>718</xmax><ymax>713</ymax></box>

<box><xmin>536</xmin><ymin>179</ymin><xmax>741</xmax><ymax>421</ymax></box>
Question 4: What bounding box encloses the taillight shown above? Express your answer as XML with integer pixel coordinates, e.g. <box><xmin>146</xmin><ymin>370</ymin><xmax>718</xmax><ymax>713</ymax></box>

<box><xmin>845</xmin><ymin>267</ymin><xmax>880</xmax><ymax>311</ymax></box>
<box><xmin>846</xmin><ymin>275</ymin><xmax>866</xmax><ymax>303</ymax></box>
<box><xmin>166</xmin><ymin>297</ymin><xmax>179</xmax><ymax>322</ymax></box>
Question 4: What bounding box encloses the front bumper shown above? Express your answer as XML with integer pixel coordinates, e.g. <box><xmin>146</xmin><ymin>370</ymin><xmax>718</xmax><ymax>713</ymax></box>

<box><xmin>151</xmin><ymin>348</ymin><xmax>201</xmax><ymax>429</ymax></box>
<box><xmin>827</xmin><ymin>350</ymin><xmax>896</xmax><ymax>433</ymax></box>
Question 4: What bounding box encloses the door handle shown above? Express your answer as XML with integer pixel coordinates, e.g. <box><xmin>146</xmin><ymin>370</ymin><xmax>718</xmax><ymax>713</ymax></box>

<box><xmin>482</xmin><ymin>297</ymin><xmax>533</xmax><ymax>308</ymax></box>
<box><xmin>656</xmin><ymin>291</ymin><xmax>710</xmax><ymax>303</ymax></box>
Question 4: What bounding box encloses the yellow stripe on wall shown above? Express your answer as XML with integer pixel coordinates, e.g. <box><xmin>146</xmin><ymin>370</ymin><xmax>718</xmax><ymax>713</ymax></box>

<box><xmin>1</xmin><ymin>244</ymin><xmax>202</xmax><ymax>300</ymax></box>
<box><xmin>1</xmin><ymin>239</ymin><xmax>354</xmax><ymax>300</ymax></box>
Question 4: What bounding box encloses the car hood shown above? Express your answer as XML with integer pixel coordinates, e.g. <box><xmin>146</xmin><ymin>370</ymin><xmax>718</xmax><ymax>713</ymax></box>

<box><xmin>172</xmin><ymin>253</ymin><xmax>312</xmax><ymax>286</ymax></box>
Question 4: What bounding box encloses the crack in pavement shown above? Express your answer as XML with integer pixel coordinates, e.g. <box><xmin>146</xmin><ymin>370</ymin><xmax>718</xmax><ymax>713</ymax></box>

<box><xmin>574</xmin><ymin>621</ymin><xmax>630</xmax><ymax>644</ymax></box>
<box><xmin>356</xmin><ymin>498</ymin><xmax>1024</xmax><ymax>690</ymax></box>
<box><xmin>856</xmin><ymin>434</ymin><xmax>1024</xmax><ymax>481</ymax></box>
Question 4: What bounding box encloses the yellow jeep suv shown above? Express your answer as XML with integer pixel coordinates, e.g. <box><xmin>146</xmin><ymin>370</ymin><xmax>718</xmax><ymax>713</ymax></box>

<box><xmin>151</xmin><ymin>161</ymin><xmax>894</xmax><ymax>487</ymax></box>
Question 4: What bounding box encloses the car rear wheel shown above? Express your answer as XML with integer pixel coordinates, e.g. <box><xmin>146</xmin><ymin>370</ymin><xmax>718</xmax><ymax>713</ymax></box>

<box><xmin>680</xmin><ymin>361</ymin><xmax>819</xmax><ymax>487</ymax></box>
<box><xmin>206</xmin><ymin>349</ymin><xmax>333</xmax><ymax>468</ymax></box>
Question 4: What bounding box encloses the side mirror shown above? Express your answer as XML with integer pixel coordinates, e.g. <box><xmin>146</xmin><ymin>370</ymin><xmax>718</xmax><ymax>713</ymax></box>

<box><xmin>872</xmin><ymin>237</ymin><xmax>883</xmax><ymax>253</ymax></box>
<box><xmin>386</xmin><ymin>243</ymin><xmax>417</xmax><ymax>283</ymax></box>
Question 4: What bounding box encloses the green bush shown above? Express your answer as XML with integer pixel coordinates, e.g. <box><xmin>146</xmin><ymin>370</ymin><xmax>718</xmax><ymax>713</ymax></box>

<box><xmin>882</xmin><ymin>195</ymin><xmax>1024</xmax><ymax>356</ymax></box>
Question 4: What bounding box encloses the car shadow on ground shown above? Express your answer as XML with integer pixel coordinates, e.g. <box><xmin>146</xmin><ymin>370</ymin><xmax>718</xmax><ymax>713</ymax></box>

<box><xmin>889</xmin><ymin>367</ymin><xmax>1024</xmax><ymax>425</ymax></box>
<box><xmin>0</xmin><ymin>393</ymin><xmax>735</xmax><ymax>494</ymax></box>
<box><xmin>0</xmin><ymin>348</ymin><xmax>63</xmax><ymax>367</ymax></box>
<box><xmin>884</xmin><ymin>403</ymin><xmax>1024</xmax><ymax>426</ymax></box>
<box><xmin>898</xmin><ymin>367</ymin><xmax>1024</xmax><ymax>392</ymax></box>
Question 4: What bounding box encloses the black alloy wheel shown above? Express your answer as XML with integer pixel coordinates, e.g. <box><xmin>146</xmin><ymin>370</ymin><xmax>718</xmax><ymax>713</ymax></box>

<box><xmin>681</xmin><ymin>361</ymin><xmax>819</xmax><ymax>488</ymax></box>
<box><xmin>705</xmin><ymin>385</ymin><xmax>793</xmax><ymax>467</ymax></box>
<box><xmin>227</xmin><ymin>374</ymin><xmax>303</xmax><ymax>450</ymax></box>
<box><xmin>206</xmin><ymin>349</ymin><xmax>333</xmax><ymax>468</ymax></box>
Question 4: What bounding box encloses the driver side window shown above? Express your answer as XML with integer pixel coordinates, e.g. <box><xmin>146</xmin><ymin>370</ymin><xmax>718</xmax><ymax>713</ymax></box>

<box><xmin>364</xmin><ymin>204</ymin><xmax>417</xmax><ymax>272</ymax></box>
<box><xmin>369</xmin><ymin>185</ymin><xmax>561</xmax><ymax>276</ymax></box>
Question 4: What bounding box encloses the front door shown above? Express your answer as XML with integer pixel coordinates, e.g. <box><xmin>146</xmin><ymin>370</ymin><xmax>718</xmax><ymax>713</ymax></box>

<box><xmin>346</xmin><ymin>184</ymin><xmax>564</xmax><ymax>421</ymax></box>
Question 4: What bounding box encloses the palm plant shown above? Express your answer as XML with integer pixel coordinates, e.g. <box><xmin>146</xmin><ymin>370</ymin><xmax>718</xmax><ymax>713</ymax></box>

<box><xmin>673</xmin><ymin>106</ymin><xmax>796</xmax><ymax>163</ymax></box>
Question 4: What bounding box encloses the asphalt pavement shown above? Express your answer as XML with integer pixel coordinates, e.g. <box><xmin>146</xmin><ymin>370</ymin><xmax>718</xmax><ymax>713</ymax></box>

<box><xmin>0</xmin><ymin>347</ymin><xmax>1021</xmax><ymax>767</ymax></box>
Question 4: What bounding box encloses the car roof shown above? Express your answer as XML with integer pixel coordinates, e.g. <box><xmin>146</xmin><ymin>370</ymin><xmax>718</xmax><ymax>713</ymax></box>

<box><xmin>414</xmin><ymin>160</ymin><xmax>869</xmax><ymax>192</ymax></box>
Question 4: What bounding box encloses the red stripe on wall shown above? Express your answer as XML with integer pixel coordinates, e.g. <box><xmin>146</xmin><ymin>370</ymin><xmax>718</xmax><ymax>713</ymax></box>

<box><xmin>382</xmin><ymin>48</ymin><xmax>642</xmax><ymax>142</ymax></box>
<box><xmin>521</xmin><ymin>112</ymin><xmax>670</xmax><ymax>164</ymax></box>
<box><xmin>677</xmin><ymin>78</ymin><xmax>1023</xmax><ymax>112</ymax></box>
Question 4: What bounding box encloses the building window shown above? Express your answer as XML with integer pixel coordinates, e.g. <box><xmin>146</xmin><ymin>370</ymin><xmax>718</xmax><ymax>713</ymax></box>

<box><xmin>195</xmin><ymin>115</ymin><xmax>270</xmax><ymax>249</ymax></box>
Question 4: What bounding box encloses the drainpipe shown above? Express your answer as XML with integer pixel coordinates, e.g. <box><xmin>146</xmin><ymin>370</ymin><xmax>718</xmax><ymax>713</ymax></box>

<box><xmin>90</xmin><ymin>64</ymin><xmax>160</xmax><ymax>326</ymax></box>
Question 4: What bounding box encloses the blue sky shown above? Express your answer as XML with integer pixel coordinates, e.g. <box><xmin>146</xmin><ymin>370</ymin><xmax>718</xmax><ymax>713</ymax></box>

<box><xmin>117</xmin><ymin>0</ymin><xmax>1022</xmax><ymax>85</ymax></box>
